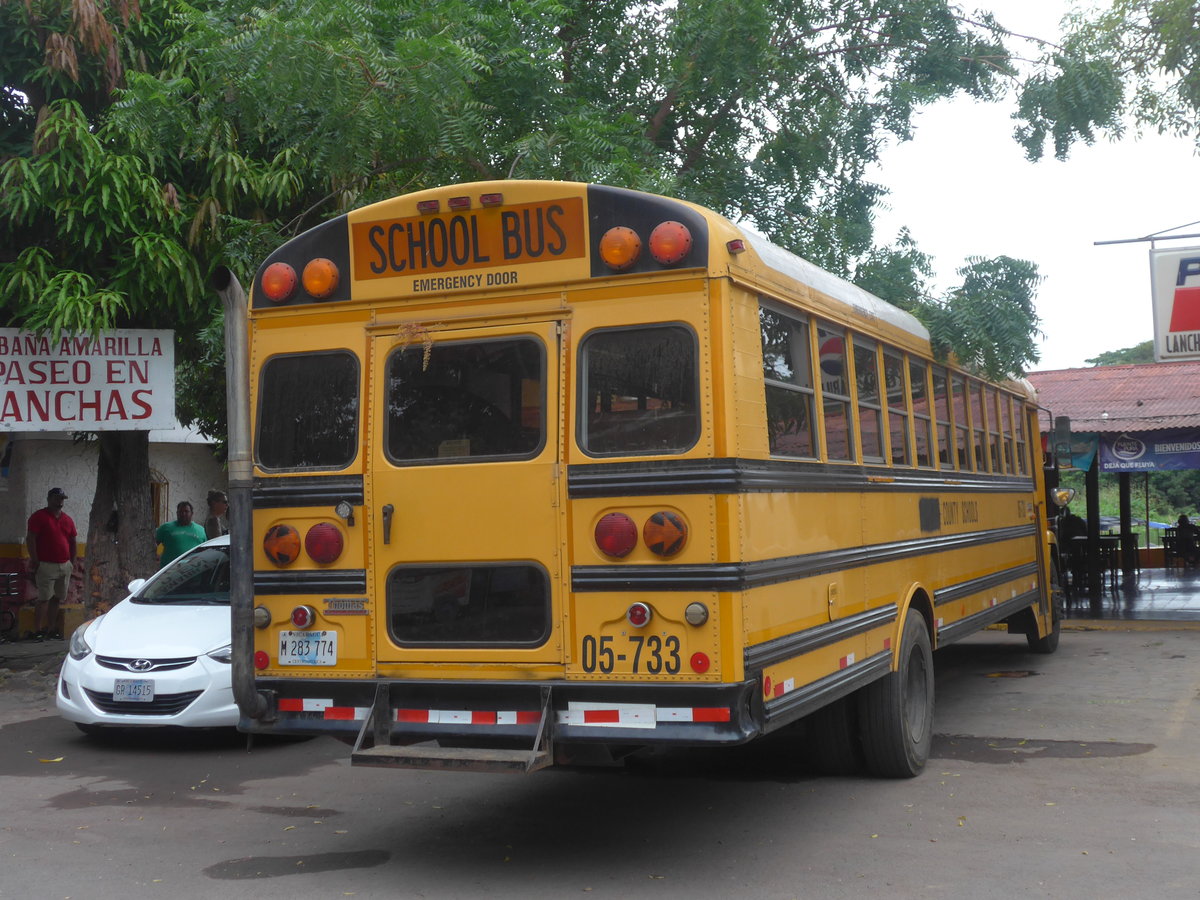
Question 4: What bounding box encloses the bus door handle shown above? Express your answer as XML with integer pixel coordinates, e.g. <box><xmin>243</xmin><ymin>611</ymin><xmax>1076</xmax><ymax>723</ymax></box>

<box><xmin>381</xmin><ymin>504</ymin><xmax>395</xmax><ymax>544</ymax></box>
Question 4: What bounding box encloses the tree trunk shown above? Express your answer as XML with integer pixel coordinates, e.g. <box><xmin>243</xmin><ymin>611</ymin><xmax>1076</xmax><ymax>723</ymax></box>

<box><xmin>84</xmin><ymin>431</ymin><xmax>160</xmax><ymax>611</ymax></box>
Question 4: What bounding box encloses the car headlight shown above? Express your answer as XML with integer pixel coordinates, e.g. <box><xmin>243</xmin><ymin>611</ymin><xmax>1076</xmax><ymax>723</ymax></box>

<box><xmin>68</xmin><ymin>621</ymin><xmax>95</xmax><ymax>660</ymax></box>
<box><xmin>206</xmin><ymin>644</ymin><xmax>233</xmax><ymax>665</ymax></box>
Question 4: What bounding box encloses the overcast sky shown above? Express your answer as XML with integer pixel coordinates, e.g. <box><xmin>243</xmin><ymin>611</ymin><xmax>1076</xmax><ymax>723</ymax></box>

<box><xmin>869</xmin><ymin>0</ymin><xmax>1198</xmax><ymax>372</ymax></box>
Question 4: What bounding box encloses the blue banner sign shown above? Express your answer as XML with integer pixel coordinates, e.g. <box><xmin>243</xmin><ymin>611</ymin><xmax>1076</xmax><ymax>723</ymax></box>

<box><xmin>1100</xmin><ymin>428</ymin><xmax>1200</xmax><ymax>471</ymax></box>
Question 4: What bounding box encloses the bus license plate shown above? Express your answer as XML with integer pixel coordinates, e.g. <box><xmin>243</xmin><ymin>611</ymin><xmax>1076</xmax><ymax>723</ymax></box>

<box><xmin>113</xmin><ymin>678</ymin><xmax>154</xmax><ymax>702</ymax></box>
<box><xmin>278</xmin><ymin>630</ymin><xmax>338</xmax><ymax>666</ymax></box>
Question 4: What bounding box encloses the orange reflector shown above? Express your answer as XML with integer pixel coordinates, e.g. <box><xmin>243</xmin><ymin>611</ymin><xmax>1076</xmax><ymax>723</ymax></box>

<box><xmin>649</xmin><ymin>221</ymin><xmax>692</xmax><ymax>265</ymax></box>
<box><xmin>595</xmin><ymin>512</ymin><xmax>638</xmax><ymax>557</ymax></box>
<box><xmin>261</xmin><ymin>262</ymin><xmax>297</xmax><ymax>303</ymax></box>
<box><xmin>305</xmin><ymin>522</ymin><xmax>344</xmax><ymax>565</ymax></box>
<box><xmin>598</xmin><ymin>226</ymin><xmax>642</xmax><ymax>271</ymax></box>
<box><xmin>263</xmin><ymin>524</ymin><xmax>301</xmax><ymax>566</ymax></box>
<box><xmin>302</xmin><ymin>257</ymin><xmax>339</xmax><ymax>299</ymax></box>
<box><xmin>643</xmin><ymin>511</ymin><xmax>687</xmax><ymax>556</ymax></box>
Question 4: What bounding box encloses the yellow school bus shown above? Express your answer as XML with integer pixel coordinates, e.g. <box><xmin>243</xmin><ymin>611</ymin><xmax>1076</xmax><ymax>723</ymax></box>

<box><xmin>225</xmin><ymin>180</ymin><xmax>1061</xmax><ymax>777</ymax></box>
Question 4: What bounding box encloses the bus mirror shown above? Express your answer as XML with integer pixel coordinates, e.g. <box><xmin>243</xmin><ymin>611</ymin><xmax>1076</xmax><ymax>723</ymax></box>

<box><xmin>1053</xmin><ymin>415</ymin><xmax>1072</xmax><ymax>469</ymax></box>
<box><xmin>1051</xmin><ymin>487</ymin><xmax>1076</xmax><ymax>509</ymax></box>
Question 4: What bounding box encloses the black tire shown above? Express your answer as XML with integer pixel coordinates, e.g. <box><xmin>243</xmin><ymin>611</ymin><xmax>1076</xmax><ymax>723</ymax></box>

<box><xmin>803</xmin><ymin>693</ymin><xmax>864</xmax><ymax>775</ymax></box>
<box><xmin>1027</xmin><ymin>561</ymin><xmax>1063</xmax><ymax>654</ymax></box>
<box><xmin>858</xmin><ymin>612</ymin><xmax>934</xmax><ymax>778</ymax></box>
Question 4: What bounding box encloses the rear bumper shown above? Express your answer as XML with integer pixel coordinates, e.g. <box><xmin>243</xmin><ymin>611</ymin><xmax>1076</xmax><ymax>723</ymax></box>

<box><xmin>241</xmin><ymin>678</ymin><xmax>762</xmax><ymax>747</ymax></box>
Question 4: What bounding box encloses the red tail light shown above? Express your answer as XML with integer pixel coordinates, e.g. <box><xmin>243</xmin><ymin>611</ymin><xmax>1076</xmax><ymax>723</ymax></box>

<box><xmin>595</xmin><ymin>513</ymin><xmax>638</xmax><ymax>557</ymax></box>
<box><xmin>305</xmin><ymin>522</ymin><xmax>344</xmax><ymax>565</ymax></box>
<box><xmin>626</xmin><ymin>602</ymin><xmax>651</xmax><ymax>627</ymax></box>
<box><xmin>261</xmin><ymin>262</ymin><xmax>297</xmax><ymax>303</ymax></box>
<box><xmin>649</xmin><ymin>221</ymin><xmax>692</xmax><ymax>265</ymax></box>
<box><xmin>291</xmin><ymin>605</ymin><xmax>317</xmax><ymax>628</ymax></box>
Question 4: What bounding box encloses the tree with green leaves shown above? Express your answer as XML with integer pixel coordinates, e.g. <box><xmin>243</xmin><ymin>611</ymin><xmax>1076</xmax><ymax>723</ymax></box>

<box><xmin>1085</xmin><ymin>340</ymin><xmax>1156</xmax><ymax>366</ymax></box>
<box><xmin>4</xmin><ymin>0</ymin><xmax>1083</xmax><ymax>604</ymax></box>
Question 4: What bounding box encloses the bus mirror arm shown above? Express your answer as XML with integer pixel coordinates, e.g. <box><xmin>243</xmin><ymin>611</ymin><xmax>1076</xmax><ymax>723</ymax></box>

<box><xmin>382</xmin><ymin>504</ymin><xmax>395</xmax><ymax>544</ymax></box>
<box><xmin>215</xmin><ymin>266</ymin><xmax>268</xmax><ymax>721</ymax></box>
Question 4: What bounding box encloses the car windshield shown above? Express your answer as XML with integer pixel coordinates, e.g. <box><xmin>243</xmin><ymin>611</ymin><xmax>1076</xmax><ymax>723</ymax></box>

<box><xmin>134</xmin><ymin>545</ymin><xmax>230</xmax><ymax>605</ymax></box>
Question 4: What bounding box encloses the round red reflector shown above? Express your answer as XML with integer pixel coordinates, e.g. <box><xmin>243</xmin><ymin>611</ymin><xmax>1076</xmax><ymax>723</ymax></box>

<box><xmin>626</xmin><ymin>602</ymin><xmax>651</xmax><ymax>627</ymax></box>
<box><xmin>253</xmin><ymin>650</ymin><xmax>270</xmax><ymax>670</ymax></box>
<box><xmin>595</xmin><ymin>512</ymin><xmax>638</xmax><ymax>558</ymax></box>
<box><xmin>305</xmin><ymin>522</ymin><xmax>344</xmax><ymax>565</ymax></box>
<box><xmin>690</xmin><ymin>652</ymin><xmax>710</xmax><ymax>673</ymax></box>
<box><xmin>302</xmin><ymin>257</ymin><xmax>339</xmax><ymax>298</ymax></box>
<box><xmin>261</xmin><ymin>262</ymin><xmax>297</xmax><ymax>303</ymax></box>
<box><xmin>598</xmin><ymin>226</ymin><xmax>642</xmax><ymax>271</ymax></box>
<box><xmin>648</xmin><ymin>221</ymin><xmax>692</xmax><ymax>265</ymax></box>
<box><xmin>763</xmin><ymin>676</ymin><xmax>772</xmax><ymax>697</ymax></box>
<box><xmin>291</xmin><ymin>605</ymin><xmax>317</xmax><ymax>628</ymax></box>
<box><xmin>263</xmin><ymin>524</ymin><xmax>301</xmax><ymax>566</ymax></box>
<box><xmin>643</xmin><ymin>511</ymin><xmax>687</xmax><ymax>556</ymax></box>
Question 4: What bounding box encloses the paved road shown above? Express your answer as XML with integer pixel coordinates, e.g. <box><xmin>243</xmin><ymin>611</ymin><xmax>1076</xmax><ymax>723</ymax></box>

<box><xmin>2</xmin><ymin>626</ymin><xmax>1198</xmax><ymax>899</ymax></box>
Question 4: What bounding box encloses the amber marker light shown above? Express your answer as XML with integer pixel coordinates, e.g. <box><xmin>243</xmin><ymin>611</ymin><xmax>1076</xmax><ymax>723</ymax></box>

<box><xmin>263</xmin><ymin>524</ymin><xmax>302</xmax><ymax>566</ymax></box>
<box><xmin>648</xmin><ymin>220</ymin><xmax>692</xmax><ymax>265</ymax></box>
<box><xmin>598</xmin><ymin>226</ymin><xmax>642</xmax><ymax>271</ymax></box>
<box><xmin>302</xmin><ymin>257</ymin><xmax>340</xmax><ymax>298</ymax></box>
<box><xmin>305</xmin><ymin>522</ymin><xmax>344</xmax><ymax>565</ymax></box>
<box><xmin>261</xmin><ymin>262</ymin><xmax>298</xmax><ymax>303</ymax></box>
<box><xmin>595</xmin><ymin>512</ymin><xmax>638</xmax><ymax>558</ymax></box>
<box><xmin>644</xmin><ymin>511</ymin><xmax>687</xmax><ymax>557</ymax></box>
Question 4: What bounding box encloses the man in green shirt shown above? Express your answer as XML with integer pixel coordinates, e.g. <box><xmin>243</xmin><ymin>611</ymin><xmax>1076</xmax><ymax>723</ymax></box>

<box><xmin>155</xmin><ymin>501</ymin><xmax>208</xmax><ymax>567</ymax></box>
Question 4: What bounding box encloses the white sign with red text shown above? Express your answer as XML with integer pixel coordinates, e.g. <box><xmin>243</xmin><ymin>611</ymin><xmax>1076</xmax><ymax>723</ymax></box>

<box><xmin>0</xmin><ymin>329</ymin><xmax>175</xmax><ymax>431</ymax></box>
<box><xmin>1151</xmin><ymin>246</ymin><xmax>1200</xmax><ymax>361</ymax></box>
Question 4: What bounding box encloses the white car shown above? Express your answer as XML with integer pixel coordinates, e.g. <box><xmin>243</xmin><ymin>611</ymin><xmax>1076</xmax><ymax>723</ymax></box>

<box><xmin>57</xmin><ymin>535</ymin><xmax>237</xmax><ymax>733</ymax></box>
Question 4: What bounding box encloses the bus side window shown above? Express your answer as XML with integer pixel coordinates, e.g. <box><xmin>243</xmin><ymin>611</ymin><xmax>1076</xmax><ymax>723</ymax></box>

<box><xmin>257</xmin><ymin>351</ymin><xmax>360</xmax><ymax>471</ymax></box>
<box><xmin>760</xmin><ymin>304</ymin><xmax>818</xmax><ymax>459</ymax></box>
<box><xmin>816</xmin><ymin>321</ymin><xmax>854</xmax><ymax>462</ymax></box>
<box><xmin>578</xmin><ymin>325</ymin><xmax>699</xmax><ymax>456</ymax></box>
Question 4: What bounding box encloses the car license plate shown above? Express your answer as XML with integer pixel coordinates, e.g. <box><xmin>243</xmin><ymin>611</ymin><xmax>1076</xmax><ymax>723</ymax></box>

<box><xmin>113</xmin><ymin>678</ymin><xmax>155</xmax><ymax>702</ymax></box>
<box><xmin>278</xmin><ymin>630</ymin><xmax>338</xmax><ymax>666</ymax></box>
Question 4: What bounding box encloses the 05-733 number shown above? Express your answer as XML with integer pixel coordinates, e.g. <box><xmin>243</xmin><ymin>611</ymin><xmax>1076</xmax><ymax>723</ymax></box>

<box><xmin>580</xmin><ymin>634</ymin><xmax>681</xmax><ymax>675</ymax></box>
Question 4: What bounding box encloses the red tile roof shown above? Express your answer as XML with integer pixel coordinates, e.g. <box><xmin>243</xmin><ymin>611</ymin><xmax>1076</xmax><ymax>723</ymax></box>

<box><xmin>1027</xmin><ymin>361</ymin><xmax>1200</xmax><ymax>433</ymax></box>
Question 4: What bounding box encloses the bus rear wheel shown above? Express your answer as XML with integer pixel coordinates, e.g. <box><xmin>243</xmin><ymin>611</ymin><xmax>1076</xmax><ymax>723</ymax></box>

<box><xmin>858</xmin><ymin>612</ymin><xmax>933</xmax><ymax>778</ymax></box>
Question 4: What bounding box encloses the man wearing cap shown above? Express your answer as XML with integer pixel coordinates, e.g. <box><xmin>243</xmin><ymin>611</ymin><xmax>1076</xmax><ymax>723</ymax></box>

<box><xmin>25</xmin><ymin>487</ymin><xmax>77</xmax><ymax>642</ymax></box>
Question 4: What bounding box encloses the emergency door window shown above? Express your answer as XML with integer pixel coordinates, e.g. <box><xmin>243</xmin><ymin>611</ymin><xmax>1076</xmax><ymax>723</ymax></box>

<box><xmin>579</xmin><ymin>325</ymin><xmax>698</xmax><ymax>455</ymax></box>
<box><xmin>387</xmin><ymin>564</ymin><xmax>550</xmax><ymax>646</ymax></box>
<box><xmin>385</xmin><ymin>338</ymin><xmax>544</xmax><ymax>463</ymax></box>
<box><xmin>257</xmin><ymin>351</ymin><xmax>360</xmax><ymax>470</ymax></box>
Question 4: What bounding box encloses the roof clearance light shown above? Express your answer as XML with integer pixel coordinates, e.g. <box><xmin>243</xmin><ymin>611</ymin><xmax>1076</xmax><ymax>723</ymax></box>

<box><xmin>598</xmin><ymin>226</ymin><xmax>642</xmax><ymax>271</ymax></box>
<box><xmin>643</xmin><ymin>511</ymin><xmax>687</xmax><ymax>557</ymax></box>
<box><xmin>626</xmin><ymin>602</ymin><xmax>652</xmax><ymax>627</ymax></box>
<box><xmin>727</xmin><ymin>239</ymin><xmax>747</xmax><ymax>254</ymax></box>
<box><xmin>305</xmin><ymin>522</ymin><xmax>344</xmax><ymax>565</ymax></box>
<box><xmin>479</xmin><ymin>193</ymin><xmax>504</xmax><ymax>207</ymax></box>
<box><xmin>648</xmin><ymin>220</ymin><xmax>692</xmax><ymax>265</ymax></box>
<box><xmin>263</xmin><ymin>524</ymin><xmax>302</xmax><ymax>567</ymax></box>
<box><xmin>595</xmin><ymin>512</ymin><xmax>638</xmax><ymax>558</ymax></box>
<box><xmin>261</xmin><ymin>262</ymin><xmax>298</xmax><ymax>303</ymax></box>
<box><xmin>448</xmin><ymin>196</ymin><xmax>471</xmax><ymax>210</ymax></box>
<box><xmin>416</xmin><ymin>199</ymin><xmax>440</xmax><ymax>214</ymax></box>
<box><xmin>302</xmin><ymin>257</ymin><xmax>340</xmax><ymax>299</ymax></box>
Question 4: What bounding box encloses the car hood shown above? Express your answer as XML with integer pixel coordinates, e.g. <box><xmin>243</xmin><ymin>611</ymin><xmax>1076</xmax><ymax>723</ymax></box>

<box><xmin>86</xmin><ymin>600</ymin><xmax>231</xmax><ymax>658</ymax></box>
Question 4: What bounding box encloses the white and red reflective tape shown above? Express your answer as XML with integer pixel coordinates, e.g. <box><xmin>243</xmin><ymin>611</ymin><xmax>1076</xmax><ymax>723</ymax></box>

<box><xmin>278</xmin><ymin>699</ymin><xmax>730</xmax><ymax>728</ymax></box>
<box><xmin>277</xmin><ymin>698</ymin><xmax>369</xmax><ymax>720</ymax></box>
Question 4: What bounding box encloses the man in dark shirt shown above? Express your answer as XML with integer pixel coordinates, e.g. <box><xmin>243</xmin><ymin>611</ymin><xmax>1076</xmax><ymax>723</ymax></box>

<box><xmin>25</xmin><ymin>487</ymin><xmax>77</xmax><ymax>641</ymax></box>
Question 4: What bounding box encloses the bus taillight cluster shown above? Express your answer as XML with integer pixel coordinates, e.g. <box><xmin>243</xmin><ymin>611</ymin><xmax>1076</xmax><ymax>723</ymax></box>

<box><xmin>261</xmin><ymin>258</ymin><xmax>341</xmax><ymax>304</ymax></box>
<box><xmin>598</xmin><ymin>221</ymin><xmax>693</xmax><ymax>271</ymax></box>
<box><xmin>263</xmin><ymin>522</ymin><xmax>346</xmax><ymax>566</ymax></box>
<box><xmin>594</xmin><ymin>510</ymin><xmax>688</xmax><ymax>558</ymax></box>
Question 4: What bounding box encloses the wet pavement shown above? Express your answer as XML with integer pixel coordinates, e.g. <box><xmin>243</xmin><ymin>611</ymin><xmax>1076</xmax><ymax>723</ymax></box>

<box><xmin>1064</xmin><ymin>565</ymin><xmax>1200</xmax><ymax>623</ymax></box>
